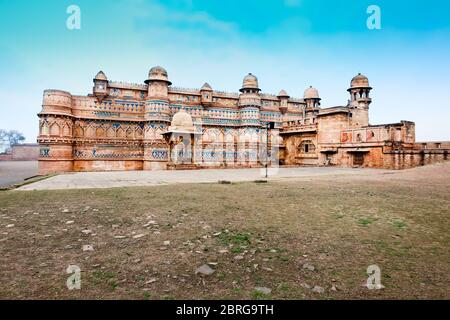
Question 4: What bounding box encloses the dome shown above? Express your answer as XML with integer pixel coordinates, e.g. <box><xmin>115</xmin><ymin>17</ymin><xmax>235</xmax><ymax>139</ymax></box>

<box><xmin>201</xmin><ymin>83</ymin><xmax>213</xmax><ymax>91</ymax></box>
<box><xmin>94</xmin><ymin>71</ymin><xmax>107</xmax><ymax>81</ymax></box>
<box><xmin>350</xmin><ymin>73</ymin><xmax>370</xmax><ymax>88</ymax></box>
<box><xmin>145</xmin><ymin>66</ymin><xmax>172</xmax><ymax>85</ymax></box>
<box><xmin>169</xmin><ymin>109</ymin><xmax>194</xmax><ymax>132</ymax></box>
<box><xmin>240</xmin><ymin>73</ymin><xmax>260</xmax><ymax>91</ymax></box>
<box><xmin>278</xmin><ymin>89</ymin><xmax>289</xmax><ymax>98</ymax></box>
<box><xmin>304</xmin><ymin>86</ymin><xmax>320</xmax><ymax>99</ymax></box>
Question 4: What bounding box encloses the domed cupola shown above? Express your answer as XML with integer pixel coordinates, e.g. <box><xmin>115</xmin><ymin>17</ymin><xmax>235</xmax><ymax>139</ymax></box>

<box><xmin>240</xmin><ymin>73</ymin><xmax>260</xmax><ymax>93</ymax></box>
<box><xmin>238</xmin><ymin>73</ymin><xmax>262</xmax><ymax>108</ymax></box>
<box><xmin>238</xmin><ymin>73</ymin><xmax>261</xmax><ymax>126</ymax></box>
<box><xmin>145</xmin><ymin>66</ymin><xmax>172</xmax><ymax>85</ymax></box>
<box><xmin>304</xmin><ymin>86</ymin><xmax>320</xmax><ymax>100</ymax></box>
<box><xmin>169</xmin><ymin>109</ymin><xmax>195</xmax><ymax>133</ymax></box>
<box><xmin>303</xmin><ymin>86</ymin><xmax>321</xmax><ymax>110</ymax></box>
<box><xmin>348</xmin><ymin>73</ymin><xmax>372</xmax><ymax>104</ymax></box>
<box><xmin>278</xmin><ymin>89</ymin><xmax>289</xmax><ymax>98</ymax></box>
<box><xmin>349</xmin><ymin>73</ymin><xmax>371</xmax><ymax>89</ymax></box>
<box><xmin>145</xmin><ymin>66</ymin><xmax>171</xmax><ymax>102</ymax></box>
<box><xmin>347</xmin><ymin>73</ymin><xmax>373</xmax><ymax>127</ymax></box>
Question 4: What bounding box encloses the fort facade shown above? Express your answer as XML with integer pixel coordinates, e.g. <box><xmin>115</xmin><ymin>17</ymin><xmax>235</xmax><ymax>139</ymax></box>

<box><xmin>37</xmin><ymin>67</ymin><xmax>449</xmax><ymax>174</ymax></box>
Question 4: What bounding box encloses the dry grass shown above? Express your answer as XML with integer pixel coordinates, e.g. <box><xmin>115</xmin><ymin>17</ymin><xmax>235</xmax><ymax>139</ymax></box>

<box><xmin>0</xmin><ymin>166</ymin><xmax>449</xmax><ymax>300</ymax></box>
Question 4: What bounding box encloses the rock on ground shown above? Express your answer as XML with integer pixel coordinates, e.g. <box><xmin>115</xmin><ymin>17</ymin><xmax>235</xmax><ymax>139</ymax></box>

<box><xmin>302</xmin><ymin>263</ymin><xmax>315</xmax><ymax>271</ymax></box>
<box><xmin>195</xmin><ymin>264</ymin><xmax>215</xmax><ymax>276</ymax></box>
<box><xmin>82</xmin><ymin>244</ymin><xmax>94</xmax><ymax>252</ymax></box>
<box><xmin>254</xmin><ymin>287</ymin><xmax>272</xmax><ymax>295</ymax></box>
<box><xmin>312</xmin><ymin>286</ymin><xmax>325</xmax><ymax>294</ymax></box>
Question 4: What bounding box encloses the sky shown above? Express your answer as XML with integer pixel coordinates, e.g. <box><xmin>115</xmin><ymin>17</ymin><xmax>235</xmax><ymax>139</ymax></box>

<box><xmin>0</xmin><ymin>0</ymin><xmax>449</xmax><ymax>142</ymax></box>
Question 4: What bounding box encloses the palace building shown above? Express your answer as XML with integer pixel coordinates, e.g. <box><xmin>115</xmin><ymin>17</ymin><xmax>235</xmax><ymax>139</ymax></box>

<box><xmin>37</xmin><ymin>66</ymin><xmax>449</xmax><ymax>174</ymax></box>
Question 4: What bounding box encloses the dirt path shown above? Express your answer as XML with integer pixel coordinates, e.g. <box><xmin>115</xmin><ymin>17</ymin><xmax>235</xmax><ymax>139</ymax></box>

<box><xmin>17</xmin><ymin>166</ymin><xmax>391</xmax><ymax>191</ymax></box>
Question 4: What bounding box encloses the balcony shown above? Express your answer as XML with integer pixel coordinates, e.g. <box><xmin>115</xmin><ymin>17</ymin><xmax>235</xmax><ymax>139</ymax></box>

<box><xmin>280</xmin><ymin>121</ymin><xmax>318</xmax><ymax>134</ymax></box>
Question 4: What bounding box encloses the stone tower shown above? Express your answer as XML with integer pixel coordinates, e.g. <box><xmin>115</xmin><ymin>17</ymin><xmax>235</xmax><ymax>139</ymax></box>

<box><xmin>348</xmin><ymin>73</ymin><xmax>372</xmax><ymax>127</ymax></box>
<box><xmin>38</xmin><ymin>90</ymin><xmax>74</xmax><ymax>174</ymax></box>
<box><xmin>238</xmin><ymin>73</ymin><xmax>262</xmax><ymax>165</ymax></box>
<box><xmin>303</xmin><ymin>86</ymin><xmax>321</xmax><ymax>121</ymax></box>
<box><xmin>143</xmin><ymin>66</ymin><xmax>172</xmax><ymax>170</ymax></box>
<box><xmin>238</xmin><ymin>73</ymin><xmax>261</xmax><ymax>126</ymax></box>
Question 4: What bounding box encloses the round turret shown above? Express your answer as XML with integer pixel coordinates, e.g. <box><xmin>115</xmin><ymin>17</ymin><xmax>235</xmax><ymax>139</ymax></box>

<box><xmin>349</xmin><ymin>73</ymin><xmax>371</xmax><ymax>89</ymax></box>
<box><xmin>41</xmin><ymin>90</ymin><xmax>73</xmax><ymax>116</ymax></box>
<box><xmin>348</xmin><ymin>73</ymin><xmax>372</xmax><ymax>127</ymax></box>
<box><xmin>240</xmin><ymin>73</ymin><xmax>260</xmax><ymax>92</ymax></box>
<box><xmin>145</xmin><ymin>66</ymin><xmax>172</xmax><ymax>85</ymax></box>
<box><xmin>303</xmin><ymin>86</ymin><xmax>320</xmax><ymax>100</ymax></box>
<box><xmin>278</xmin><ymin>89</ymin><xmax>289</xmax><ymax>98</ymax></box>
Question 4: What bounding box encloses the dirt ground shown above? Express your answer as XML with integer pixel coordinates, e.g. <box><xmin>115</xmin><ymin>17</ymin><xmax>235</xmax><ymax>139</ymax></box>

<box><xmin>0</xmin><ymin>163</ymin><xmax>449</xmax><ymax>300</ymax></box>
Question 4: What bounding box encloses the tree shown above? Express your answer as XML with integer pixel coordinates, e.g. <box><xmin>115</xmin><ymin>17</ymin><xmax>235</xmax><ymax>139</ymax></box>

<box><xmin>0</xmin><ymin>129</ymin><xmax>25</xmax><ymax>153</ymax></box>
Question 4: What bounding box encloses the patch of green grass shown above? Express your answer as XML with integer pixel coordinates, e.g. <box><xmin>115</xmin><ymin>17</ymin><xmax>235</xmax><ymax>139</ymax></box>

<box><xmin>92</xmin><ymin>270</ymin><xmax>118</xmax><ymax>291</ymax></box>
<box><xmin>278</xmin><ymin>283</ymin><xmax>290</xmax><ymax>293</ymax></box>
<box><xmin>92</xmin><ymin>270</ymin><xmax>116</xmax><ymax>282</ymax></box>
<box><xmin>143</xmin><ymin>292</ymin><xmax>151</xmax><ymax>300</ymax></box>
<box><xmin>109</xmin><ymin>279</ymin><xmax>119</xmax><ymax>291</ymax></box>
<box><xmin>216</xmin><ymin>272</ymin><xmax>226</xmax><ymax>281</ymax></box>
<box><xmin>231</xmin><ymin>247</ymin><xmax>244</xmax><ymax>254</ymax></box>
<box><xmin>218</xmin><ymin>231</ymin><xmax>251</xmax><ymax>246</ymax></box>
<box><xmin>254</xmin><ymin>276</ymin><xmax>265</xmax><ymax>286</ymax></box>
<box><xmin>358</xmin><ymin>218</ymin><xmax>373</xmax><ymax>226</ymax></box>
<box><xmin>393</xmin><ymin>220</ymin><xmax>407</xmax><ymax>229</ymax></box>
<box><xmin>251</xmin><ymin>290</ymin><xmax>271</xmax><ymax>300</ymax></box>
<box><xmin>233</xmin><ymin>288</ymin><xmax>243</xmax><ymax>295</ymax></box>
<box><xmin>134</xmin><ymin>275</ymin><xmax>145</xmax><ymax>282</ymax></box>
<box><xmin>373</xmin><ymin>240</ymin><xmax>409</xmax><ymax>257</ymax></box>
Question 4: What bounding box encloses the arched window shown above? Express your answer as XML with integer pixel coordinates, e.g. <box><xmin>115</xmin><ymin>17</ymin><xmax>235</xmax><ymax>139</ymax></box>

<box><xmin>49</xmin><ymin>123</ymin><xmax>60</xmax><ymax>136</ymax></box>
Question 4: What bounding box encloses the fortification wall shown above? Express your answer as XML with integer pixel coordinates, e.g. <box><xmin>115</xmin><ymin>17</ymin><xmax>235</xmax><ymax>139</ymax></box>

<box><xmin>12</xmin><ymin>144</ymin><xmax>40</xmax><ymax>160</ymax></box>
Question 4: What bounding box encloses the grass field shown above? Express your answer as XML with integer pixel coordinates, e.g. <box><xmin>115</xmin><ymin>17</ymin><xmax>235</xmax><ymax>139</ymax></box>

<box><xmin>0</xmin><ymin>164</ymin><xmax>449</xmax><ymax>300</ymax></box>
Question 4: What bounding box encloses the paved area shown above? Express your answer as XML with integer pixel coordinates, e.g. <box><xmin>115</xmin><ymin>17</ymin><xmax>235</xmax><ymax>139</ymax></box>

<box><xmin>0</xmin><ymin>161</ymin><xmax>39</xmax><ymax>188</ymax></box>
<box><xmin>17</xmin><ymin>166</ymin><xmax>391</xmax><ymax>190</ymax></box>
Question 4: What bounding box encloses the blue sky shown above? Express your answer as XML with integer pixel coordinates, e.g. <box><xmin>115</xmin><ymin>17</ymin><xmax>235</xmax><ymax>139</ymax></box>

<box><xmin>1</xmin><ymin>0</ymin><xmax>449</xmax><ymax>142</ymax></box>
